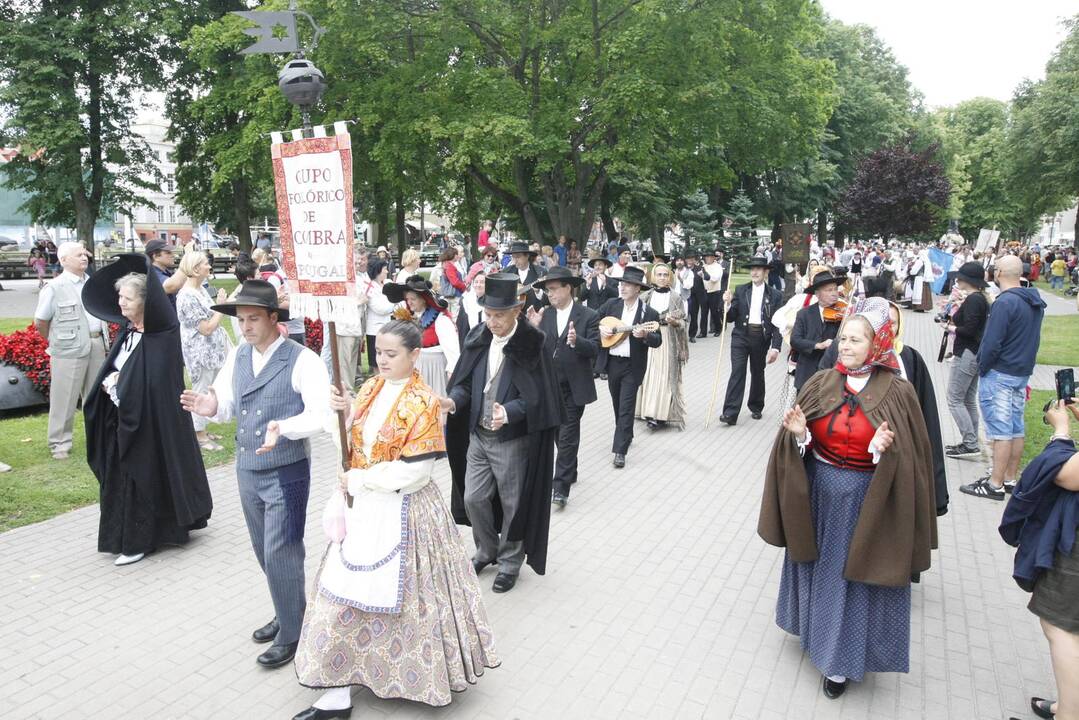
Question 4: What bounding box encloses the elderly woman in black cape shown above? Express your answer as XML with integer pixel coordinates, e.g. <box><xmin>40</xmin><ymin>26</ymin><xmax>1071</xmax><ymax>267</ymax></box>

<box><xmin>83</xmin><ymin>254</ymin><xmax>213</xmax><ymax>566</ymax></box>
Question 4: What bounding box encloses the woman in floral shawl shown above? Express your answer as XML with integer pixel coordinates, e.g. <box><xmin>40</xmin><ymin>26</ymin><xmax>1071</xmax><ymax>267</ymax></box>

<box><xmin>292</xmin><ymin>320</ymin><xmax>497</xmax><ymax>720</ymax></box>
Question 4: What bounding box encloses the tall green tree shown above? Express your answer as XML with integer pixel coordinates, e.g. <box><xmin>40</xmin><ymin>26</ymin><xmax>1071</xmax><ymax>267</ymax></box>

<box><xmin>679</xmin><ymin>190</ymin><xmax>717</xmax><ymax>253</ymax></box>
<box><xmin>0</xmin><ymin>0</ymin><xmax>170</xmax><ymax>251</ymax></box>
<box><xmin>723</xmin><ymin>188</ymin><xmax>758</xmax><ymax>260</ymax></box>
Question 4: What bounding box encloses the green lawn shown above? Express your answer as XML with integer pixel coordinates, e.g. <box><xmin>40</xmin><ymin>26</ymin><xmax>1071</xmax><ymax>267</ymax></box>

<box><xmin>1022</xmin><ymin>389</ymin><xmax>1079</xmax><ymax>468</ymax></box>
<box><xmin>0</xmin><ymin>411</ymin><xmax>235</xmax><ymax>532</ymax></box>
<box><xmin>1036</xmin><ymin>313</ymin><xmax>1079</xmax><ymax>367</ymax></box>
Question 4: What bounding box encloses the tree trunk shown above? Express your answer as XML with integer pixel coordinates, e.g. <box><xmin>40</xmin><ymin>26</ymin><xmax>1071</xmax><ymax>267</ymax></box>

<box><xmin>652</xmin><ymin>221</ymin><xmax>664</xmax><ymax>255</ymax></box>
<box><xmin>73</xmin><ymin>195</ymin><xmax>96</xmax><ymax>253</ymax></box>
<box><xmin>461</xmin><ymin>174</ymin><xmax>479</xmax><ymax>256</ymax></box>
<box><xmin>817</xmin><ymin>208</ymin><xmax>828</xmax><ymax>246</ymax></box>
<box><xmin>771</xmin><ymin>214</ymin><xmax>782</xmax><ymax>242</ymax></box>
<box><xmin>599</xmin><ymin>183</ymin><xmax>618</xmax><ymax>245</ymax></box>
<box><xmin>394</xmin><ymin>195</ymin><xmax>407</xmax><ymax>255</ymax></box>
<box><xmin>233</xmin><ymin>175</ymin><xmax>253</xmax><ymax>253</ymax></box>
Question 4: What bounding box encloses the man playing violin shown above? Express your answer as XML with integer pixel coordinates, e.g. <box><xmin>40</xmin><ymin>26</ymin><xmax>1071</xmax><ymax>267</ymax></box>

<box><xmin>790</xmin><ymin>269</ymin><xmax>845</xmax><ymax>392</ymax></box>
<box><xmin>595</xmin><ymin>265</ymin><xmax>663</xmax><ymax>469</ymax></box>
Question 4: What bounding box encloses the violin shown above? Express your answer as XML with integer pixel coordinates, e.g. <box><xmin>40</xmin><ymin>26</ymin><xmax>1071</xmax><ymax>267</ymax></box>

<box><xmin>821</xmin><ymin>298</ymin><xmax>849</xmax><ymax>323</ymax></box>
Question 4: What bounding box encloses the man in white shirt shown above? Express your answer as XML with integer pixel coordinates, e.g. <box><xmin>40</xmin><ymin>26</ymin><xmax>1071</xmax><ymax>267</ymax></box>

<box><xmin>595</xmin><ymin>266</ymin><xmax>662</xmax><ymax>468</ymax></box>
<box><xmin>181</xmin><ymin>280</ymin><xmax>330</xmax><ymax>670</ymax></box>
<box><xmin>34</xmin><ymin>241</ymin><xmax>108</xmax><ymax>459</ymax></box>
<box><xmin>701</xmin><ymin>249</ymin><xmax>729</xmax><ymax>336</ymax></box>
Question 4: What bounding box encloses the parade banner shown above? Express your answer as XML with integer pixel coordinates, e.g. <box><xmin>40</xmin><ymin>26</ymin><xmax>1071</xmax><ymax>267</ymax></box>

<box><xmin>780</xmin><ymin>223</ymin><xmax>812</xmax><ymax>265</ymax></box>
<box><xmin>928</xmin><ymin>247</ymin><xmax>954</xmax><ymax>294</ymax></box>
<box><xmin>270</xmin><ymin>121</ymin><xmax>358</xmax><ymax>322</ymax></box>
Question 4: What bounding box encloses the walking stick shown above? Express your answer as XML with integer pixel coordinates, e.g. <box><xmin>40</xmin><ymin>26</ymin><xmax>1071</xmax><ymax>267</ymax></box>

<box><xmin>704</xmin><ymin>257</ymin><xmax>734</xmax><ymax>428</ymax></box>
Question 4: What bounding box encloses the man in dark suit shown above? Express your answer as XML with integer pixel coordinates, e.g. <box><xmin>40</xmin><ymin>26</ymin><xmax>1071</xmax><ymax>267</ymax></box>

<box><xmin>790</xmin><ymin>269</ymin><xmax>843</xmax><ymax>391</ymax></box>
<box><xmin>506</xmin><ymin>241</ymin><xmax>546</xmax><ymax>310</ymax></box>
<box><xmin>582</xmin><ymin>256</ymin><xmax>617</xmax><ymax>311</ymax></box>
<box><xmin>685</xmin><ymin>251</ymin><xmax>708</xmax><ymax>341</ymax></box>
<box><xmin>528</xmin><ymin>266</ymin><xmax>600</xmax><ymax>508</ymax></box>
<box><xmin>595</xmin><ymin>265</ymin><xmax>662</xmax><ymax>469</ymax></box>
<box><xmin>719</xmin><ymin>256</ymin><xmax>783</xmax><ymax>425</ymax></box>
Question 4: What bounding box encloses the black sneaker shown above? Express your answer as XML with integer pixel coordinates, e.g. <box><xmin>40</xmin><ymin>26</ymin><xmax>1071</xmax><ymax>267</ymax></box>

<box><xmin>946</xmin><ymin>443</ymin><xmax>980</xmax><ymax>458</ymax></box>
<box><xmin>959</xmin><ymin>477</ymin><xmax>1005</xmax><ymax>501</ymax></box>
<box><xmin>1004</xmin><ymin>479</ymin><xmax>1018</xmax><ymax>494</ymax></box>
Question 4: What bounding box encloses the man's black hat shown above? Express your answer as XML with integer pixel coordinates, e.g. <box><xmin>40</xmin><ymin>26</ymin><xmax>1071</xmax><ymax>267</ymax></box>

<box><xmin>805</xmin><ymin>269</ymin><xmax>842</xmax><ymax>294</ymax></box>
<box><xmin>588</xmin><ymin>256</ymin><xmax>611</xmax><ymax>268</ymax></box>
<box><xmin>616</xmin><ymin>265</ymin><xmax>651</xmax><ymax>288</ymax></box>
<box><xmin>479</xmin><ymin>272</ymin><xmax>526</xmax><ymax>309</ymax></box>
<box><xmin>508</xmin><ymin>241</ymin><xmax>538</xmax><ymax>258</ymax></box>
<box><xmin>211</xmin><ymin>279</ymin><xmax>290</xmax><ymax>320</ymax></box>
<box><xmin>532</xmin><ymin>265</ymin><xmax>585</xmax><ymax>290</ymax></box>
<box><xmin>745</xmin><ymin>255</ymin><xmax>771</xmax><ymax>269</ymax></box>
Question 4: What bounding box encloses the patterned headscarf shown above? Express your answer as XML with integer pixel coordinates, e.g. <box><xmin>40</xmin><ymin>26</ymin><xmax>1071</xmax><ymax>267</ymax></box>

<box><xmin>834</xmin><ymin>296</ymin><xmax>901</xmax><ymax>376</ymax></box>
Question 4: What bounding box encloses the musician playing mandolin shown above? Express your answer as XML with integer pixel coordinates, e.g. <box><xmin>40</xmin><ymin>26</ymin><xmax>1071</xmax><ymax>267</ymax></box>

<box><xmin>594</xmin><ymin>265</ymin><xmax>663</xmax><ymax>469</ymax></box>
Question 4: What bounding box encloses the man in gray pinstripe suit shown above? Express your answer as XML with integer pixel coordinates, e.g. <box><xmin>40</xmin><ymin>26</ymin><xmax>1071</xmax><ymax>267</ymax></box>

<box><xmin>183</xmin><ymin>281</ymin><xmax>331</xmax><ymax>669</ymax></box>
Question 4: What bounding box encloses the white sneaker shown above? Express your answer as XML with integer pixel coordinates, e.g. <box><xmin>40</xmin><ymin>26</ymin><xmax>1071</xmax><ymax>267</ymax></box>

<box><xmin>114</xmin><ymin>553</ymin><xmax>145</xmax><ymax>566</ymax></box>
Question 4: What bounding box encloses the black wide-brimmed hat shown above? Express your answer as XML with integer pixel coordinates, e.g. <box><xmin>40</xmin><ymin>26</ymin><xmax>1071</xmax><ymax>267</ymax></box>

<box><xmin>532</xmin><ymin>265</ymin><xmax>585</xmax><ymax>290</ymax></box>
<box><xmin>83</xmin><ymin>253</ymin><xmax>175</xmax><ymax>331</ymax></box>
<box><xmin>507</xmin><ymin>241</ymin><xmax>538</xmax><ymax>258</ymax></box>
<box><xmin>588</xmin><ymin>255</ymin><xmax>611</xmax><ymax>268</ymax></box>
<box><xmin>211</xmin><ymin>279</ymin><xmax>290</xmax><ymax>320</ymax></box>
<box><xmin>955</xmin><ymin>261</ymin><xmax>988</xmax><ymax>289</ymax></box>
<box><xmin>479</xmin><ymin>272</ymin><xmax>526</xmax><ymax>309</ymax></box>
<box><xmin>616</xmin><ymin>265</ymin><xmax>650</xmax><ymax>288</ymax></box>
<box><xmin>745</xmin><ymin>255</ymin><xmax>771</xmax><ymax>269</ymax></box>
<box><xmin>805</xmin><ymin>269</ymin><xmax>842</xmax><ymax>294</ymax></box>
<box><xmin>382</xmin><ymin>274</ymin><xmax>448</xmax><ymax>308</ymax></box>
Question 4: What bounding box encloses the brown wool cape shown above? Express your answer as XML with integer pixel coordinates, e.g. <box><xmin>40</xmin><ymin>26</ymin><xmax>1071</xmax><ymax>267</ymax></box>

<box><xmin>758</xmin><ymin>368</ymin><xmax>938</xmax><ymax>587</ymax></box>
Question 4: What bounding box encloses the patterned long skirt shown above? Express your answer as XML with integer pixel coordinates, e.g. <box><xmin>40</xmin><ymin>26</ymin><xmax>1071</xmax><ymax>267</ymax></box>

<box><xmin>776</xmin><ymin>459</ymin><xmax>911</xmax><ymax>681</ymax></box>
<box><xmin>294</xmin><ymin>482</ymin><xmax>499</xmax><ymax>706</ymax></box>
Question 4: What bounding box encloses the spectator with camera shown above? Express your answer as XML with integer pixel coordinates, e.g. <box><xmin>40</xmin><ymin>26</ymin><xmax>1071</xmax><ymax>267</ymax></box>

<box><xmin>961</xmin><ymin>256</ymin><xmax>1046</xmax><ymax>501</ymax></box>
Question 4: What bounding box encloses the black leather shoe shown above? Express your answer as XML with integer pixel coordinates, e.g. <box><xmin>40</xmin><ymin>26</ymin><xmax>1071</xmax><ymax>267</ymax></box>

<box><xmin>492</xmin><ymin>573</ymin><xmax>518</xmax><ymax>593</ymax></box>
<box><xmin>252</xmin><ymin>617</ymin><xmax>279</xmax><ymax>644</ymax></box>
<box><xmin>696</xmin><ymin>333</ymin><xmax>707</xmax><ymax>339</ymax></box>
<box><xmin>689</xmin><ymin>336</ymin><xmax>696</xmax><ymax>343</ymax></box>
<box><xmin>646</xmin><ymin>419</ymin><xmax>659</xmax><ymax>430</ymax></box>
<box><xmin>472</xmin><ymin>558</ymin><xmax>493</xmax><ymax>576</ymax></box>
<box><xmin>292</xmin><ymin>707</ymin><xmax>352</xmax><ymax>720</ymax></box>
<box><xmin>719</xmin><ymin>415</ymin><xmax>737</xmax><ymax>426</ymax></box>
<box><xmin>1031</xmin><ymin>697</ymin><xmax>1056</xmax><ymax>719</ymax></box>
<box><xmin>751</xmin><ymin>411</ymin><xmax>763</xmax><ymax>420</ymax></box>
<box><xmin>822</xmin><ymin>676</ymin><xmax>848</xmax><ymax>699</ymax></box>
<box><xmin>612</xmin><ymin>453</ymin><xmax>625</xmax><ymax>468</ymax></box>
<box><xmin>552</xmin><ymin>492</ymin><xmax>567</xmax><ymax>508</ymax></box>
<box><xmin>257</xmin><ymin>642</ymin><xmax>297</xmax><ymax>668</ymax></box>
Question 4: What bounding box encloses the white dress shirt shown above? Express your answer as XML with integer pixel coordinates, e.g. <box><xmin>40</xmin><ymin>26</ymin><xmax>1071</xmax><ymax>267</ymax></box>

<box><xmin>555</xmin><ymin>304</ymin><xmax>572</xmax><ymax>337</ymax></box>
<box><xmin>484</xmin><ymin>321</ymin><xmax>517</xmax><ymax>392</ymax></box>
<box><xmin>749</xmin><ymin>282</ymin><xmax>766</xmax><ymax>324</ymax></box>
<box><xmin>209</xmin><ymin>335</ymin><xmax>331</xmax><ymax>439</ymax></box>
<box><xmin>609</xmin><ymin>300</ymin><xmax>638</xmax><ymax>358</ymax></box>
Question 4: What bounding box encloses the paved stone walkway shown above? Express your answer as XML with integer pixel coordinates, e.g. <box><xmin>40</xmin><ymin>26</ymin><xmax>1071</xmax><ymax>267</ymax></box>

<box><xmin>1</xmin><ymin>296</ymin><xmax>1069</xmax><ymax>720</ymax></box>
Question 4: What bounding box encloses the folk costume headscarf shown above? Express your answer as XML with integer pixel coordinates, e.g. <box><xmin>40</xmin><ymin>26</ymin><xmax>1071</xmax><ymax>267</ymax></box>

<box><xmin>835</xmin><ymin>296</ymin><xmax>901</xmax><ymax>377</ymax></box>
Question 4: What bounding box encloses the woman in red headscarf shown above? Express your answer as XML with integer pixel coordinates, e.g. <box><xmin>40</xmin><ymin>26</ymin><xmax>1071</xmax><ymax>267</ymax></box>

<box><xmin>759</xmin><ymin>297</ymin><xmax>938</xmax><ymax>700</ymax></box>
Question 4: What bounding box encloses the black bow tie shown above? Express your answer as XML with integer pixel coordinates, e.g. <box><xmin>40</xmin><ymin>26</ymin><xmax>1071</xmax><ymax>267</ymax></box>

<box><xmin>122</xmin><ymin>328</ymin><xmax>142</xmax><ymax>352</ymax></box>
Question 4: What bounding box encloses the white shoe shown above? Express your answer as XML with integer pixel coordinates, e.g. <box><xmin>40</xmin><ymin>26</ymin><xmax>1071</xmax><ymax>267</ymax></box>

<box><xmin>114</xmin><ymin>553</ymin><xmax>145</xmax><ymax>566</ymax></box>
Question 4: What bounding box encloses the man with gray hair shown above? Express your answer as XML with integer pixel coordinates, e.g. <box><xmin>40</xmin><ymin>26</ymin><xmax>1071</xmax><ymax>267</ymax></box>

<box><xmin>960</xmin><ymin>255</ymin><xmax>1046</xmax><ymax>500</ymax></box>
<box><xmin>34</xmin><ymin>241</ymin><xmax>108</xmax><ymax>460</ymax></box>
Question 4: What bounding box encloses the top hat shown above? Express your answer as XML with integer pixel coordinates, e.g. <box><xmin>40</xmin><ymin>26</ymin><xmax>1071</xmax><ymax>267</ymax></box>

<box><xmin>507</xmin><ymin>241</ymin><xmax>538</xmax><ymax>258</ymax></box>
<box><xmin>211</xmin><ymin>279</ymin><xmax>290</xmax><ymax>320</ymax></box>
<box><xmin>532</xmin><ymin>265</ymin><xmax>585</xmax><ymax>290</ymax></box>
<box><xmin>588</xmin><ymin>255</ymin><xmax>611</xmax><ymax>268</ymax></box>
<box><xmin>955</xmin><ymin>261</ymin><xmax>988</xmax><ymax>289</ymax></box>
<box><xmin>805</xmin><ymin>269</ymin><xmax>842</xmax><ymax>294</ymax></box>
<box><xmin>480</xmin><ymin>272</ymin><xmax>526</xmax><ymax>309</ymax></box>
<box><xmin>382</xmin><ymin>275</ymin><xmax>448</xmax><ymax>308</ymax></box>
<box><xmin>616</xmin><ymin>265</ymin><xmax>651</xmax><ymax>288</ymax></box>
<box><xmin>745</xmin><ymin>255</ymin><xmax>771</xmax><ymax>269</ymax></box>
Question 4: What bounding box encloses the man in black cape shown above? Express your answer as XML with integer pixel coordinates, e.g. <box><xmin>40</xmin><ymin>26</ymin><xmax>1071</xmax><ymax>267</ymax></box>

<box><xmin>82</xmin><ymin>254</ymin><xmax>213</xmax><ymax>566</ymax></box>
<box><xmin>443</xmin><ymin>272</ymin><xmax>561</xmax><ymax>593</ymax></box>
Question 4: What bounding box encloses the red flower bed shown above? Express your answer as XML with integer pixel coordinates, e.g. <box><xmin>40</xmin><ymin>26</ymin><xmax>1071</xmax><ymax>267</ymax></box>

<box><xmin>305</xmin><ymin>318</ymin><xmax>323</xmax><ymax>354</ymax></box>
<box><xmin>0</xmin><ymin>325</ymin><xmax>51</xmax><ymax>395</ymax></box>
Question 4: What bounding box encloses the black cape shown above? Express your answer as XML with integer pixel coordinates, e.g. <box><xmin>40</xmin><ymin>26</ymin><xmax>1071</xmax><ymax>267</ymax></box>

<box><xmin>446</xmin><ymin>319</ymin><xmax>562</xmax><ymax>575</ymax></box>
<box><xmin>83</xmin><ymin>255</ymin><xmax>213</xmax><ymax>552</ymax></box>
<box><xmin>818</xmin><ymin>342</ymin><xmax>948</xmax><ymax>515</ymax></box>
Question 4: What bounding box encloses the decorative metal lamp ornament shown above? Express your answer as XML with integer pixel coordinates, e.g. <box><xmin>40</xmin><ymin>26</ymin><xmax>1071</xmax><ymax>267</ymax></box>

<box><xmin>277</xmin><ymin>58</ymin><xmax>326</xmax><ymax>108</ymax></box>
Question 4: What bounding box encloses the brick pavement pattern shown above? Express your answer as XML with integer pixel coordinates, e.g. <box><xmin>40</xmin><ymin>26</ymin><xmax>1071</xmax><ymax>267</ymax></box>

<box><xmin>1</xmin><ymin>299</ymin><xmax>1064</xmax><ymax>720</ymax></box>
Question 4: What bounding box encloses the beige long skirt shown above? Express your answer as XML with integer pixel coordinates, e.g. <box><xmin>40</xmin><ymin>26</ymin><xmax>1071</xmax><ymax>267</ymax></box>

<box><xmin>294</xmin><ymin>482</ymin><xmax>499</xmax><ymax>706</ymax></box>
<box><xmin>635</xmin><ymin>326</ymin><xmax>674</xmax><ymax>421</ymax></box>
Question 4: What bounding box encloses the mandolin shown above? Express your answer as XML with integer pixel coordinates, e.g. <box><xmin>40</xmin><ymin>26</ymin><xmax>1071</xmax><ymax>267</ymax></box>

<box><xmin>599</xmin><ymin>316</ymin><xmax>664</xmax><ymax>349</ymax></box>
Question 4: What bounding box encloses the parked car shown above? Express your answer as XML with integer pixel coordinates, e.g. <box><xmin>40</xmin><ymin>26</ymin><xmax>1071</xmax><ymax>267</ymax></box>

<box><xmin>417</xmin><ymin>242</ymin><xmax>441</xmax><ymax>267</ymax></box>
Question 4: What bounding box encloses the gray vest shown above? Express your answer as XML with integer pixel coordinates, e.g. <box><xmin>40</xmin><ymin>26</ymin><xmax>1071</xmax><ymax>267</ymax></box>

<box><xmin>480</xmin><ymin>355</ymin><xmax>506</xmax><ymax>431</ymax></box>
<box><xmin>234</xmin><ymin>340</ymin><xmax>307</xmax><ymax>471</ymax></box>
<box><xmin>45</xmin><ymin>276</ymin><xmax>91</xmax><ymax>359</ymax></box>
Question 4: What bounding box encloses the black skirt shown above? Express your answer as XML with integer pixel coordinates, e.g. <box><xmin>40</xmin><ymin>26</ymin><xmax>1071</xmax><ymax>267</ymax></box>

<box><xmin>1028</xmin><ymin>540</ymin><xmax>1079</xmax><ymax>633</ymax></box>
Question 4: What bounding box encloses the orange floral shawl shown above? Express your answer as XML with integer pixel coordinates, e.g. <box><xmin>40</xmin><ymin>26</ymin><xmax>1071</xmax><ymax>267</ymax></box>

<box><xmin>348</xmin><ymin>370</ymin><xmax>446</xmax><ymax>469</ymax></box>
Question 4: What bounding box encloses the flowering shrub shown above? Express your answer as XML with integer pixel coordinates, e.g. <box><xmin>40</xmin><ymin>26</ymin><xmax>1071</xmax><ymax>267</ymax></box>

<box><xmin>0</xmin><ymin>325</ymin><xmax>51</xmax><ymax>395</ymax></box>
<box><xmin>305</xmin><ymin>318</ymin><xmax>323</xmax><ymax>354</ymax></box>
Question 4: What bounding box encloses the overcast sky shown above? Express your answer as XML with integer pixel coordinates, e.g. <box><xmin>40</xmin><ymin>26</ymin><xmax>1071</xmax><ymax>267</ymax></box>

<box><xmin>820</xmin><ymin>0</ymin><xmax>1075</xmax><ymax>108</ymax></box>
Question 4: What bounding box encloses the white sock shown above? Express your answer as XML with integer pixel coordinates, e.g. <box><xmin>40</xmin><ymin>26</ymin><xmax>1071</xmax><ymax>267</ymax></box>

<box><xmin>826</xmin><ymin>674</ymin><xmax>847</xmax><ymax>683</ymax></box>
<box><xmin>313</xmin><ymin>687</ymin><xmax>352</xmax><ymax>711</ymax></box>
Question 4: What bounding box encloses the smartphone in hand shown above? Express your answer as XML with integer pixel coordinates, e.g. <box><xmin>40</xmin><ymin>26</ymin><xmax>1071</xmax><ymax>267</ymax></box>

<box><xmin>1056</xmin><ymin>368</ymin><xmax>1076</xmax><ymax>405</ymax></box>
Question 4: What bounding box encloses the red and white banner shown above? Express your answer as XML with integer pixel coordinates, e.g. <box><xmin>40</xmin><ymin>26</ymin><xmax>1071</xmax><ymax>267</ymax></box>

<box><xmin>270</xmin><ymin>121</ymin><xmax>358</xmax><ymax>322</ymax></box>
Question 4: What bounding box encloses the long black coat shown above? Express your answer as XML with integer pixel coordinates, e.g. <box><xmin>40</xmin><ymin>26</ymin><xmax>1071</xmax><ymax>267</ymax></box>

<box><xmin>790</xmin><ymin>304</ymin><xmax>840</xmax><ymax>390</ymax></box>
<box><xmin>537</xmin><ymin>301</ymin><xmax>600</xmax><ymax>407</ymax></box>
<box><xmin>446</xmin><ymin>318</ymin><xmax>561</xmax><ymax>575</ymax></box>
<box><xmin>582</xmin><ymin>274</ymin><xmax>617</xmax><ymax>310</ymax></box>
<box><xmin>83</xmin><ymin>255</ymin><xmax>213</xmax><ymax>552</ymax></box>
<box><xmin>594</xmin><ymin>298</ymin><xmax>663</xmax><ymax>384</ymax></box>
